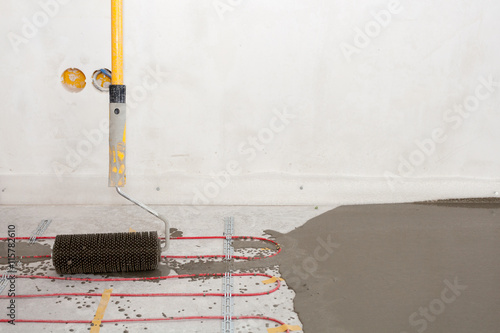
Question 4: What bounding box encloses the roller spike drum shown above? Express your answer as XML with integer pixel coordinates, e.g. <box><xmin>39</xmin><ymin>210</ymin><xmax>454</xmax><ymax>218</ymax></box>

<box><xmin>52</xmin><ymin>232</ymin><xmax>161</xmax><ymax>275</ymax></box>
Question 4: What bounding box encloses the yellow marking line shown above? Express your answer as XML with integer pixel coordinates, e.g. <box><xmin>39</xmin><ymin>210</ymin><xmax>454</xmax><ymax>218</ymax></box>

<box><xmin>268</xmin><ymin>324</ymin><xmax>302</xmax><ymax>333</ymax></box>
<box><xmin>262</xmin><ymin>276</ymin><xmax>284</xmax><ymax>284</ymax></box>
<box><xmin>90</xmin><ymin>288</ymin><xmax>113</xmax><ymax>332</ymax></box>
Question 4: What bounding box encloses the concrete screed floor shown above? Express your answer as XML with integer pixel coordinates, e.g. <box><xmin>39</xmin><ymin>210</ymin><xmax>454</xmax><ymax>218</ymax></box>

<box><xmin>0</xmin><ymin>201</ymin><xmax>499</xmax><ymax>333</ymax></box>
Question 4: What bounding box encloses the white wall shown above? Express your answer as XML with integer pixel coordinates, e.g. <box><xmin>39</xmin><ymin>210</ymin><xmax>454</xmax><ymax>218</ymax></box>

<box><xmin>1</xmin><ymin>0</ymin><xmax>500</xmax><ymax>205</ymax></box>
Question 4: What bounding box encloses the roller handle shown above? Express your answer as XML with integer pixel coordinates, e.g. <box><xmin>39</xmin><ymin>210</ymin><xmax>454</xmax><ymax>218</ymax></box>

<box><xmin>109</xmin><ymin>85</ymin><xmax>126</xmax><ymax>187</ymax></box>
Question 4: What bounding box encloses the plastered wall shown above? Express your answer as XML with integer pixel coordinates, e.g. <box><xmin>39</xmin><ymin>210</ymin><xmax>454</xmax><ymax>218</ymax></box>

<box><xmin>1</xmin><ymin>0</ymin><xmax>500</xmax><ymax>205</ymax></box>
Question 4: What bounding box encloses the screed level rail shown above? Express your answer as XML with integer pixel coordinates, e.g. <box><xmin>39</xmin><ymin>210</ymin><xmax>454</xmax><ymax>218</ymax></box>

<box><xmin>222</xmin><ymin>217</ymin><xmax>234</xmax><ymax>333</ymax></box>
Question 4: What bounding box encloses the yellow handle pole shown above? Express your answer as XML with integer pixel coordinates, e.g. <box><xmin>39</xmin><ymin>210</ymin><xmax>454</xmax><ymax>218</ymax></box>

<box><xmin>109</xmin><ymin>0</ymin><xmax>126</xmax><ymax>187</ymax></box>
<box><xmin>111</xmin><ymin>0</ymin><xmax>123</xmax><ymax>85</ymax></box>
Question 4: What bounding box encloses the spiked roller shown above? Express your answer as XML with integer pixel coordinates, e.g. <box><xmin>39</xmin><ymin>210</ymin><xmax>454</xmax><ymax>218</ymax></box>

<box><xmin>52</xmin><ymin>0</ymin><xmax>170</xmax><ymax>275</ymax></box>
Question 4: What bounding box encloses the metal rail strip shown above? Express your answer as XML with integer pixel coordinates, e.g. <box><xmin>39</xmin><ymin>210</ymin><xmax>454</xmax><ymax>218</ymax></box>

<box><xmin>221</xmin><ymin>217</ymin><xmax>234</xmax><ymax>333</ymax></box>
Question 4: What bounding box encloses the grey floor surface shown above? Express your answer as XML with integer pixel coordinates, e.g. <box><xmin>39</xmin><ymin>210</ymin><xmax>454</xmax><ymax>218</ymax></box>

<box><xmin>1</xmin><ymin>201</ymin><xmax>499</xmax><ymax>333</ymax></box>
